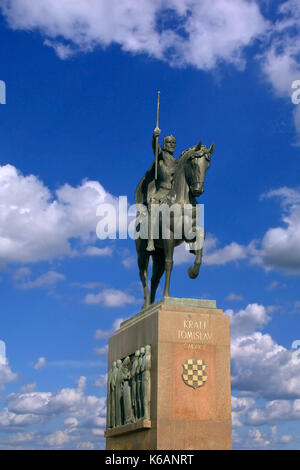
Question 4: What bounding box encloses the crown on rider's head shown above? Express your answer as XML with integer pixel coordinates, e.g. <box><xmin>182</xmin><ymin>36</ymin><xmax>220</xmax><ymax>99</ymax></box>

<box><xmin>163</xmin><ymin>135</ymin><xmax>176</xmax><ymax>149</ymax></box>
<box><xmin>164</xmin><ymin>135</ymin><xmax>176</xmax><ymax>141</ymax></box>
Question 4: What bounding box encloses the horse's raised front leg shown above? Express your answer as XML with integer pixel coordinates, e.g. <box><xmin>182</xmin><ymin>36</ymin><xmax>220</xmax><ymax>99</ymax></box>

<box><xmin>188</xmin><ymin>227</ymin><xmax>205</xmax><ymax>279</ymax></box>
<box><xmin>188</xmin><ymin>247</ymin><xmax>203</xmax><ymax>279</ymax></box>
<box><xmin>163</xmin><ymin>235</ymin><xmax>174</xmax><ymax>298</ymax></box>
<box><xmin>136</xmin><ymin>240</ymin><xmax>150</xmax><ymax>310</ymax></box>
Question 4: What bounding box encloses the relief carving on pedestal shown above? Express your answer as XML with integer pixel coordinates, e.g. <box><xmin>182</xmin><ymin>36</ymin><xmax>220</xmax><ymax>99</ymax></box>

<box><xmin>106</xmin><ymin>345</ymin><xmax>151</xmax><ymax>429</ymax></box>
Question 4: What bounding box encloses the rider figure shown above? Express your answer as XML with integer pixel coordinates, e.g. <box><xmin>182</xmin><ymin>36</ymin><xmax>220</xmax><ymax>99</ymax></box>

<box><xmin>147</xmin><ymin>128</ymin><xmax>177</xmax><ymax>252</ymax></box>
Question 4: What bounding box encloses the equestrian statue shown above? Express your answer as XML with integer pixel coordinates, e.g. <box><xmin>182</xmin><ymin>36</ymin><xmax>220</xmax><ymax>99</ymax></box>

<box><xmin>135</xmin><ymin>92</ymin><xmax>214</xmax><ymax>310</ymax></box>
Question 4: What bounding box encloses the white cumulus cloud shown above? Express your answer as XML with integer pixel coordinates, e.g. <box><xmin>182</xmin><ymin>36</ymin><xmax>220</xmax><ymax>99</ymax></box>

<box><xmin>0</xmin><ymin>164</ymin><xmax>116</xmax><ymax>264</ymax></box>
<box><xmin>0</xmin><ymin>0</ymin><xmax>268</xmax><ymax>70</ymax></box>
<box><xmin>34</xmin><ymin>357</ymin><xmax>47</xmax><ymax>371</ymax></box>
<box><xmin>85</xmin><ymin>288</ymin><xmax>138</xmax><ymax>307</ymax></box>
<box><xmin>228</xmin><ymin>303</ymin><xmax>300</xmax><ymax>400</ymax></box>
<box><xmin>252</xmin><ymin>187</ymin><xmax>300</xmax><ymax>273</ymax></box>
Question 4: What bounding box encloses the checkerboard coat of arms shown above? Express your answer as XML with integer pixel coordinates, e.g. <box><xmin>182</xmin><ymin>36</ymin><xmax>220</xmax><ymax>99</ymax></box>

<box><xmin>182</xmin><ymin>358</ymin><xmax>208</xmax><ymax>389</ymax></box>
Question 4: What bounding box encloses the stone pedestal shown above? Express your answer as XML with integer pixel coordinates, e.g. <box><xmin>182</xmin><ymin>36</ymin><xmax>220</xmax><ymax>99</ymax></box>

<box><xmin>105</xmin><ymin>298</ymin><xmax>232</xmax><ymax>450</ymax></box>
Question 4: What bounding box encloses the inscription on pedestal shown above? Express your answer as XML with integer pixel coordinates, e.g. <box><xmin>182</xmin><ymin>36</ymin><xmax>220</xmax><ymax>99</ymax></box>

<box><xmin>177</xmin><ymin>317</ymin><xmax>212</xmax><ymax>342</ymax></box>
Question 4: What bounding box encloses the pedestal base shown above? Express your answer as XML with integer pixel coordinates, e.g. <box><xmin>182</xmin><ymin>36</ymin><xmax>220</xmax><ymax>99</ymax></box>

<box><xmin>105</xmin><ymin>298</ymin><xmax>232</xmax><ymax>450</ymax></box>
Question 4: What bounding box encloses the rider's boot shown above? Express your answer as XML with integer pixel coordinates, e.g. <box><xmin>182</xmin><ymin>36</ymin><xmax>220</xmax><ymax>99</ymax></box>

<box><xmin>147</xmin><ymin>201</ymin><xmax>155</xmax><ymax>252</ymax></box>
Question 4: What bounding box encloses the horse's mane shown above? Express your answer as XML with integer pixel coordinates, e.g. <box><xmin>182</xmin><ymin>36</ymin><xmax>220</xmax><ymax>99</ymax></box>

<box><xmin>174</xmin><ymin>146</ymin><xmax>195</xmax><ymax>174</ymax></box>
<box><xmin>135</xmin><ymin>143</ymin><xmax>210</xmax><ymax>205</ymax></box>
<box><xmin>174</xmin><ymin>144</ymin><xmax>209</xmax><ymax>177</ymax></box>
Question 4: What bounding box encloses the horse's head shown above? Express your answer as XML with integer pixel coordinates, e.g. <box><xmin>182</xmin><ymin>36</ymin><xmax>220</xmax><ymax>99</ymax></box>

<box><xmin>185</xmin><ymin>141</ymin><xmax>214</xmax><ymax>197</ymax></box>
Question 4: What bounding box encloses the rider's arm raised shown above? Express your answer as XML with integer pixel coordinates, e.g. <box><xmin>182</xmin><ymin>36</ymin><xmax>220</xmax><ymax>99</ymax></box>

<box><xmin>152</xmin><ymin>128</ymin><xmax>162</xmax><ymax>158</ymax></box>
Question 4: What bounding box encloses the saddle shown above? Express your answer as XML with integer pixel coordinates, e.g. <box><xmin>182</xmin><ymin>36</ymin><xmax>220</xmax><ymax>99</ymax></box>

<box><xmin>135</xmin><ymin>161</ymin><xmax>175</xmax><ymax>207</ymax></box>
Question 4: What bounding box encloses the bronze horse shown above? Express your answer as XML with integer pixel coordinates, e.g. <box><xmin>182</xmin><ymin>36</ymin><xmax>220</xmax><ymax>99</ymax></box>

<box><xmin>135</xmin><ymin>142</ymin><xmax>214</xmax><ymax>310</ymax></box>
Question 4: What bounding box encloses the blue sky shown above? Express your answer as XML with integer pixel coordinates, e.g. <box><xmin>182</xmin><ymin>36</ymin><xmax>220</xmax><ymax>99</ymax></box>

<box><xmin>0</xmin><ymin>0</ymin><xmax>300</xmax><ymax>450</ymax></box>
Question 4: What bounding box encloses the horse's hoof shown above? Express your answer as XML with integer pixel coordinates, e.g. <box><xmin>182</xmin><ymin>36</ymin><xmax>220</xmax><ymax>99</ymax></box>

<box><xmin>188</xmin><ymin>266</ymin><xmax>199</xmax><ymax>279</ymax></box>
<box><xmin>141</xmin><ymin>302</ymin><xmax>150</xmax><ymax>311</ymax></box>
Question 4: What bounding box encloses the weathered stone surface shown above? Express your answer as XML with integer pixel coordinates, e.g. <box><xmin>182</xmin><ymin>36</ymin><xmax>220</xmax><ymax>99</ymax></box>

<box><xmin>104</xmin><ymin>420</ymin><xmax>151</xmax><ymax>438</ymax></box>
<box><xmin>106</xmin><ymin>299</ymin><xmax>232</xmax><ymax>450</ymax></box>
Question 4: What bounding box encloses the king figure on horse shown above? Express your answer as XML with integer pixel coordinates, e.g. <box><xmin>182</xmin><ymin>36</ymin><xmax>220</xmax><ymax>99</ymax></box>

<box><xmin>134</xmin><ymin>93</ymin><xmax>214</xmax><ymax>310</ymax></box>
